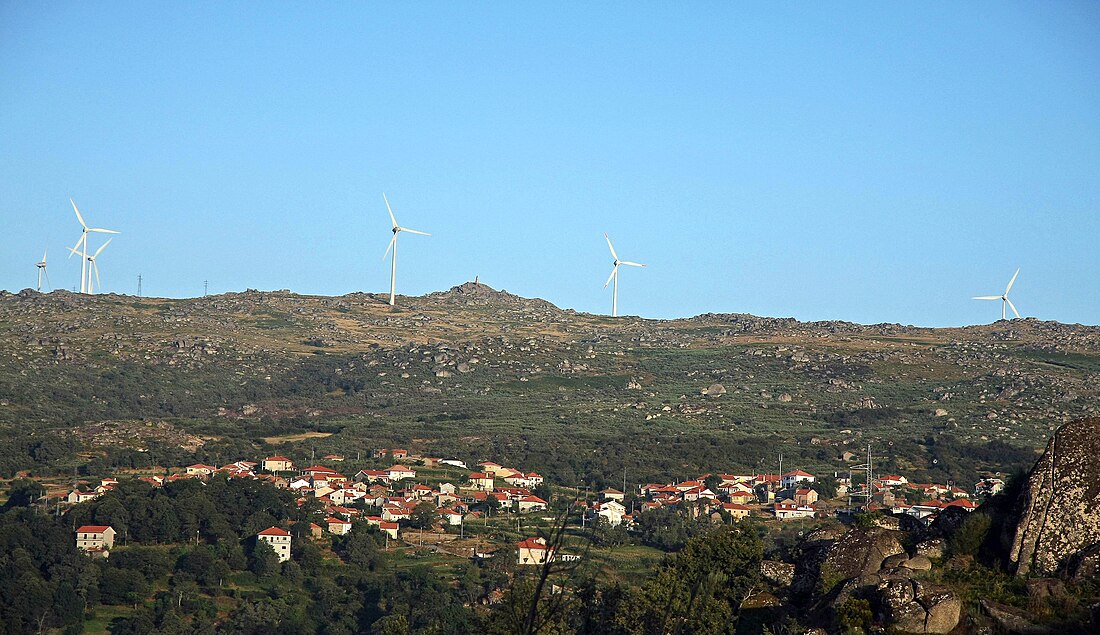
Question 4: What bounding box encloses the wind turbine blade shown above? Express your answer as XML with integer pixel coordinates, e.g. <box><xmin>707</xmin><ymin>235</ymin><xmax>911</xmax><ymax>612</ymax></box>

<box><xmin>43</xmin><ymin>269</ymin><xmax>51</xmax><ymax>290</ymax></box>
<box><xmin>93</xmin><ymin>238</ymin><xmax>113</xmax><ymax>257</ymax></box>
<box><xmin>383</xmin><ymin>193</ymin><xmax>398</xmax><ymax>229</ymax></box>
<box><xmin>382</xmin><ymin>234</ymin><xmax>397</xmax><ymax>260</ymax></box>
<box><xmin>93</xmin><ymin>261</ymin><xmax>101</xmax><ymax>290</ymax></box>
<box><xmin>604</xmin><ymin>233</ymin><xmax>618</xmax><ymax>260</ymax></box>
<box><xmin>43</xmin><ymin>247</ymin><xmax>48</xmax><ymax>262</ymax></box>
<box><xmin>399</xmin><ymin>227</ymin><xmax>430</xmax><ymax>236</ymax></box>
<box><xmin>620</xmin><ymin>261</ymin><xmax>646</xmax><ymax>268</ymax></box>
<box><xmin>1005</xmin><ymin>268</ymin><xmax>1020</xmax><ymax>294</ymax></box>
<box><xmin>604</xmin><ymin>266</ymin><xmax>618</xmax><ymax>288</ymax></box>
<box><xmin>972</xmin><ymin>296</ymin><xmax>1001</xmax><ymax>300</ymax></box>
<box><xmin>89</xmin><ymin>228</ymin><xmax>120</xmax><ymax>234</ymax></box>
<box><xmin>1006</xmin><ymin>298</ymin><xmax>1021</xmax><ymax>319</ymax></box>
<box><xmin>68</xmin><ymin>235</ymin><xmax>85</xmax><ymax>258</ymax></box>
<box><xmin>70</xmin><ymin>199</ymin><xmax>87</xmax><ymax>229</ymax></box>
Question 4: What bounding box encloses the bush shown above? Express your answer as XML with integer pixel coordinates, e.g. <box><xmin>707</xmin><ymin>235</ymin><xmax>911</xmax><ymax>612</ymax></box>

<box><xmin>948</xmin><ymin>512</ymin><xmax>992</xmax><ymax>557</ymax></box>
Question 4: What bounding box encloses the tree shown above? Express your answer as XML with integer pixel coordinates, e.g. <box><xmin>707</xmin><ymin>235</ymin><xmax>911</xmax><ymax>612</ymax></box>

<box><xmin>811</xmin><ymin>474</ymin><xmax>838</xmax><ymax>500</ymax></box>
<box><xmin>249</xmin><ymin>539</ymin><xmax>280</xmax><ymax>577</ymax></box>
<box><xmin>3</xmin><ymin>478</ymin><xmax>45</xmax><ymax>509</ymax></box>
<box><xmin>410</xmin><ymin>501</ymin><xmax>437</xmax><ymax>530</ymax></box>
<box><xmin>949</xmin><ymin>512</ymin><xmax>992</xmax><ymax>557</ymax></box>
<box><xmin>615</xmin><ymin>525</ymin><xmax>764</xmax><ymax>634</ymax></box>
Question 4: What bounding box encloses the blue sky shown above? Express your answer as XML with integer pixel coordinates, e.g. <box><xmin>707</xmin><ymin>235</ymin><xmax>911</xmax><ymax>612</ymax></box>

<box><xmin>1</xmin><ymin>3</ymin><xmax>1098</xmax><ymax>326</ymax></box>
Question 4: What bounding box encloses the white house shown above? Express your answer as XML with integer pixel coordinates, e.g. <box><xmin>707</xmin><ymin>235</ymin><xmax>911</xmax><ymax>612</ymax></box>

<box><xmin>67</xmin><ymin>490</ymin><xmax>99</xmax><ymax>504</ymax></box>
<box><xmin>468</xmin><ymin>472</ymin><xmax>494</xmax><ymax>492</ymax></box>
<box><xmin>780</xmin><ymin>470</ymin><xmax>816</xmax><ymax>490</ymax></box>
<box><xmin>386</xmin><ymin>465</ymin><xmax>416</xmax><ymax>481</ymax></box>
<box><xmin>517</xmin><ymin>537</ymin><xmax>552</xmax><ymax>565</ymax></box>
<box><xmin>773</xmin><ymin>500</ymin><xmax>816</xmax><ymax>520</ymax></box>
<box><xmin>257</xmin><ymin>526</ymin><xmax>292</xmax><ymax>563</ymax></box>
<box><xmin>878</xmin><ymin>475</ymin><xmax>908</xmax><ymax>488</ymax></box>
<box><xmin>75</xmin><ymin>525</ymin><xmax>116</xmax><ymax>557</ymax></box>
<box><xmin>596</xmin><ymin>500</ymin><xmax>627</xmax><ymax>527</ymax></box>
<box><xmin>262</xmin><ymin>456</ymin><xmax>294</xmax><ymax>472</ymax></box>
<box><xmin>517</xmin><ymin>495</ymin><xmax>548</xmax><ymax>513</ymax></box>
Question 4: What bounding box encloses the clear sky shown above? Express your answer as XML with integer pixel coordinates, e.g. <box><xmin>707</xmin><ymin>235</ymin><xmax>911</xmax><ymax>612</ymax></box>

<box><xmin>1</xmin><ymin>3</ymin><xmax>1098</xmax><ymax>326</ymax></box>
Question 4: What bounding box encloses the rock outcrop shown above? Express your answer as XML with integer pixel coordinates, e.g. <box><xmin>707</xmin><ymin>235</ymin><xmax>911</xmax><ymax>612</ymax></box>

<box><xmin>818</xmin><ymin>527</ymin><xmax>906</xmax><ymax>590</ymax></box>
<box><xmin>1008</xmin><ymin>417</ymin><xmax>1100</xmax><ymax>575</ymax></box>
<box><xmin>760</xmin><ymin>560</ymin><xmax>796</xmax><ymax>587</ymax></box>
<box><xmin>875</xmin><ymin>578</ymin><xmax>961</xmax><ymax>634</ymax></box>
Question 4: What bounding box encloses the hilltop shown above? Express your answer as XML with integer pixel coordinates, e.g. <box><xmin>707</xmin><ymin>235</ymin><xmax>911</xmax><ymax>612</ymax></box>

<box><xmin>1</xmin><ymin>283</ymin><xmax>1098</xmax><ymax>486</ymax></box>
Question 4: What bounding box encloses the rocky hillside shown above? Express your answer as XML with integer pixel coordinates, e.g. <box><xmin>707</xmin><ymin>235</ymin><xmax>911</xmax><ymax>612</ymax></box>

<box><xmin>0</xmin><ymin>283</ymin><xmax>1098</xmax><ymax>485</ymax></box>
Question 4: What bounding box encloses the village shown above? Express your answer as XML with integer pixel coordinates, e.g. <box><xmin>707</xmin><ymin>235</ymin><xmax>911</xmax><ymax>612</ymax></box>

<box><xmin>46</xmin><ymin>447</ymin><xmax>992</xmax><ymax>568</ymax></box>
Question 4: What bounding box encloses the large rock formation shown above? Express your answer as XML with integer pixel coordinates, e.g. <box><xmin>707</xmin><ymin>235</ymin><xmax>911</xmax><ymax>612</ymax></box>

<box><xmin>876</xmin><ymin>578</ymin><xmax>962</xmax><ymax>634</ymax></box>
<box><xmin>1008</xmin><ymin>417</ymin><xmax>1100</xmax><ymax>576</ymax></box>
<box><xmin>817</xmin><ymin>527</ymin><xmax>906</xmax><ymax>591</ymax></box>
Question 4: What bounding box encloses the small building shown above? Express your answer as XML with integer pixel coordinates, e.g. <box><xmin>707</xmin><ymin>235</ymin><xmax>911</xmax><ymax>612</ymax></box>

<box><xmin>781</xmin><ymin>470</ymin><xmax>815</xmax><ymax>490</ymax></box>
<box><xmin>185</xmin><ymin>463</ymin><xmax>216</xmax><ymax>476</ymax></box>
<box><xmin>794</xmin><ymin>488</ymin><xmax>819</xmax><ymax>506</ymax></box>
<box><xmin>878</xmin><ymin>475</ymin><xmax>908</xmax><ymax>487</ymax></box>
<box><xmin>387</xmin><ymin>465</ymin><xmax>416</xmax><ymax>481</ymax></box>
<box><xmin>517</xmin><ymin>536</ymin><xmax>552</xmax><ymax>566</ymax></box>
<box><xmin>326</xmin><ymin>517</ymin><xmax>352</xmax><ymax>536</ymax></box>
<box><xmin>599</xmin><ymin>488</ymin><xmax>625</xmax><ymax>502</ymax></box>
<box><xmin>75</xmin><ymin>525</ymin><xmax>116</xmax><ymax>558</ymax></box>
<box><xmin>257</xmin><ymin>526</ymin><xmax>292</xmax><ymax>562</ymax></box>
<box><xmin>722</xmin><ymin>502</ymin><xmax>751</xmax><ymax>521</ymax></box>
<box><xmin>774</xmin><ymin>500</ymin><xmax>817</xmax><ymax>520</ymax></box>
<box><xmin>517</xmin><ymin>495</ymin><xmax>548</xmax><ymax>513</ymax></box>
<box><xmin>379</xmin><ymin>521</ymin><xmax>399</xmax><ymax>539</ymax></box>
<box><xmin>309</xmin><ymin>523</ymin><xmax>324</xmax><ymax>540</ymax></box>
<box><xmin>468</xmin><ymin>472</ymin><xmax>495</xmax><ymax>492</ymax></box>
<box><xmin>596</xmin><ymin>500</ymin><xmax>627</xmax><ymax>526</ymax></box>
<box><xmin>67</xmin><ymin>490</ymin><xmax>99</xmax><ymax>504</ymax></box>
<box><xmin>262</xmin><ymin>456</ymin><xmax>294</xmax><ymax>473</ymax></box>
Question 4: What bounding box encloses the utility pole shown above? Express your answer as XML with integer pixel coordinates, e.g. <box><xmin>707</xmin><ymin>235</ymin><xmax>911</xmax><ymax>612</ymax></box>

<box><xmin>849</xmin><ymin>443</ymin><xmax>874</xmax><ymax>513</ymax></box>
<box><xmin>203</xmin><ymin>280</ymin><xmax>208</xmax><ymax>296</ymax></box>
<box><xmin>137</xmin><ymin>274</ymin><xmax>142</xmax><ymax>297</ymax></box>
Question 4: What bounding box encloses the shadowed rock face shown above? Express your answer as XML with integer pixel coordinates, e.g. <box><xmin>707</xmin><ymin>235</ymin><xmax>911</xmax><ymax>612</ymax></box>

<box><xmin>1009</xmin><ymin>417</ymin><xmax>1100</xmax><ymax>575</ymax></box>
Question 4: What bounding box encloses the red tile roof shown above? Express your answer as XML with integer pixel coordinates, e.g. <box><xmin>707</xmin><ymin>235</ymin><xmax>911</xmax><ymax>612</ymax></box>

<box><xmin>257</xmin><ymin>526</ymin><xmax>290</xmax><ymax>537</ymax></box>
<box><xmin>516</xmin><ymin>537</ymin><xmax>548</xmax><ymax>550</ymax></box>
<box><xmin>76</xmin><ymin>525</ymin><xmax>112</xmax><ymax>533</ymax></box>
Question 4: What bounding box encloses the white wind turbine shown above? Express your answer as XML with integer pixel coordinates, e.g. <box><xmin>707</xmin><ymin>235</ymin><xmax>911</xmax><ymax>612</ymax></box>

<box><xmin>381</xmin><ymin>193</ymin><xmax>430</xmax><ymax>306</ymax></box>
<box><xmin>68</xmin><ymin>199</ymin><xmax>119</xmax><ymax>294</ymax></box>
<box><xmin>603</xmin><ymin>233</ymin><xmax>646</xmax><ymax>317</ymax></box>
<box><xmin>68</xmin><ymin>239</ymin><xmax>113</xmax><ymax>294</ymax></box>
<box><xmin>36</xmin><ymin>248</ymin><xmax>51</xmax><ymax>292</ymax></box>
<box><xmin>973</xmin><ymin>268</ymin><xmax>1021</xmax><ymax>321</ymax></box>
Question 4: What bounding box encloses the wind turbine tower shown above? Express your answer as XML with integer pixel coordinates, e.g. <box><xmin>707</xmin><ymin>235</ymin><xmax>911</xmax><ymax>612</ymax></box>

<box><xmin>973</xmin><ymin>268</ymin><xmax>1021</xmax><ymax>321</ymax></box>
<box><xmin>381</xmin><ymin>193</ymin><xmax>430</xmax><ymax>306</ymax></box>
<box><xmin>68</xmin><ymin>199</ymin><xmax>119</xmax><ymax>294</ymax></box>
<box><xmin>36</xmin><ymin>248</ymin><xmax>50</xmax><ymax>292</ymax></box>
<box><xmin>603</xmin><ymin>233</ymin><xmax>646</xmax><ymax>317</ymax></box>
<box><xmin>68</xmin><ymin>239</ymin><xmax>113</xmax><ymax>294</ymax></box>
